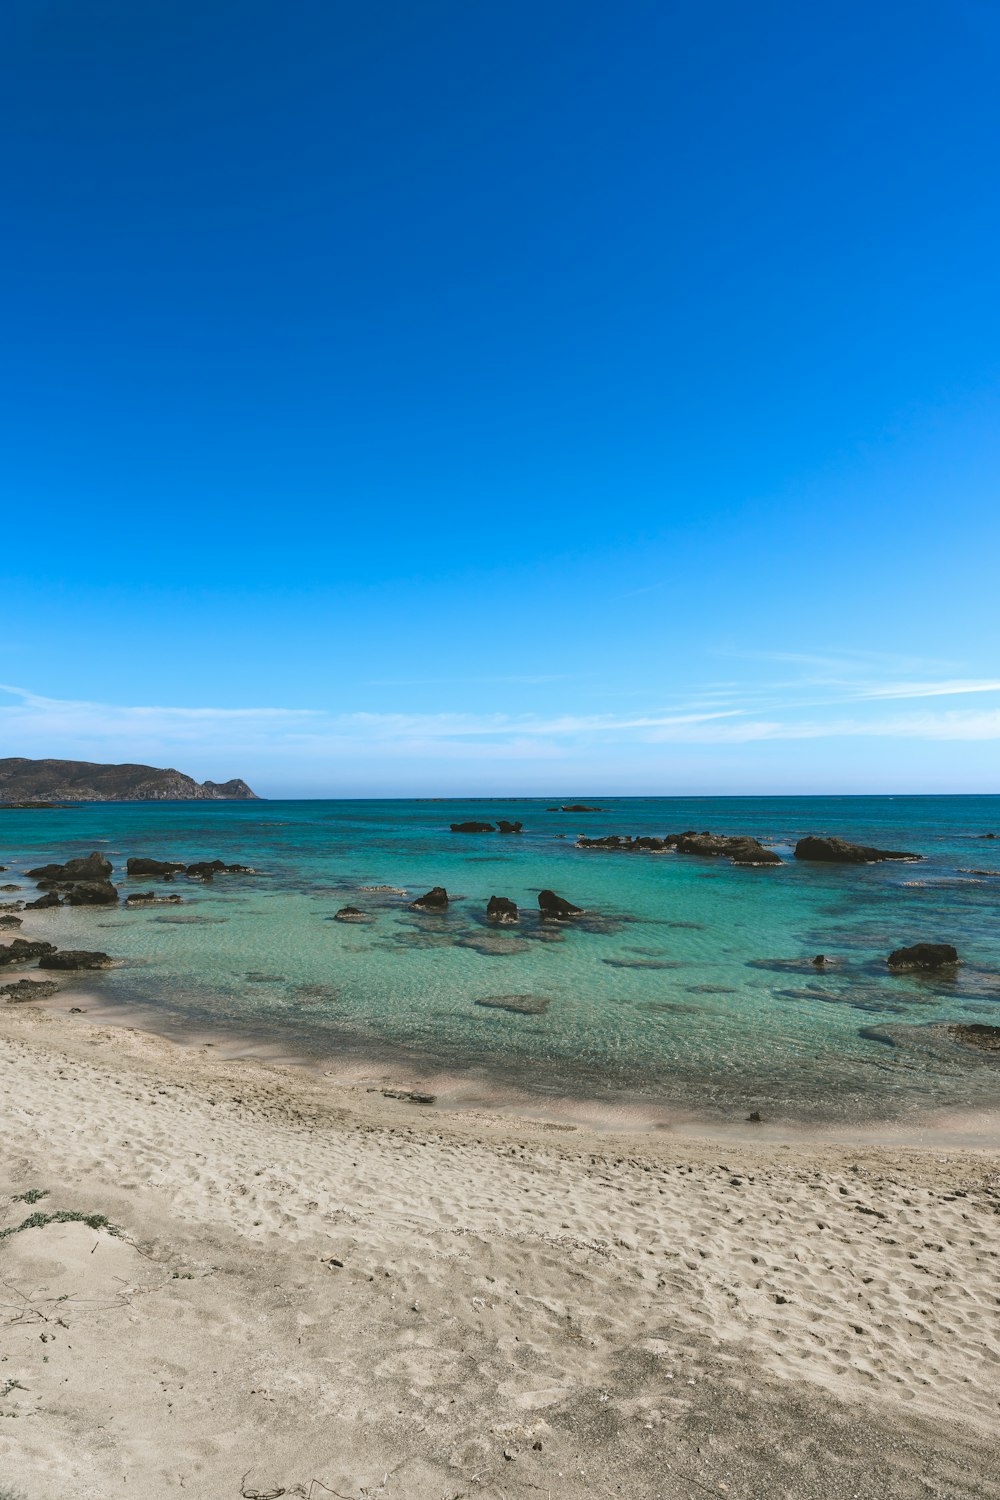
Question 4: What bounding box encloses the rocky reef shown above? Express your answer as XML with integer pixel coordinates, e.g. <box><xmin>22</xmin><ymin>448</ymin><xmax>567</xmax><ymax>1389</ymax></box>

<box><xmin>795</xmin><ymin>836</ymin><xmax>921</xmax><ymax>863</ymax></box>
<box><xmin>577</xmin><ymin>830</ymin><xmax>781</xmax><ymax>865</ymax></box>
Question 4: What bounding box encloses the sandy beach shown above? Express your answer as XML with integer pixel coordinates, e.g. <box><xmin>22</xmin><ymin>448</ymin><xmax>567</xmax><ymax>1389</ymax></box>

<box><xmin>0</xmin><ymin>1000</ymin><xmax>997</xmax><ymax>1499</ymax></box>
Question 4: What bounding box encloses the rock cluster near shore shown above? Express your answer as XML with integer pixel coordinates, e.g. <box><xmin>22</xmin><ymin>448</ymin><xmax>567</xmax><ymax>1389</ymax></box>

<box><xmin>26</xmin><ymin>851</ymin><xmax>119</xmax><ymax>905</ymax></box>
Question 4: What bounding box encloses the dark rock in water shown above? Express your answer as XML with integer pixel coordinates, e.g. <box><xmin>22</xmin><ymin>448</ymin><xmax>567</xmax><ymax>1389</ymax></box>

<box><xmin>2</xmin><ymin>978</ymin><xmax>61</xmax><ymax>1003</ymax></box>
<box><xmin>127</xmin><ymin>857</ymin><xmax>187</xmax><ymax>877</ymax></box>
<box><xmin>578</xmin><ymin>834</ymin><xmax>669</xmax><ymax>853</ymax></box>
<box><xmin>887</xmin><ymin>943</ymin><xmax>960</xmax><ymax>971</ymax></box>
<box><xmin>561</xmin><ymin>804</ymin><xmax>602</xmax><ymax>812</ymax></box>
<box><xmin>546</xmin><ymin>806</ymin><xmax>559</xmax><ymax>812</ymax></box>
<box><xmin>486</xmin><ymin>895</ymin><xmax>519</xmax><ymax>924</ymax></box>
<box><xmin>747</xmin><ymin>1111</ymin><xmax>763</xmax><ymax>1123</ymax></box>
<box><xmin>0</xmin><ymin>802</ymin><xmax>62</xmax><ymax>809</ymax></box>
<box><xmin>496</xmin><ymin>820</ymin><xmax>523</xmax><ymax>834</ymax></box>
<box><xmin>812</xmin><ymin>954</ymin><xmax>827</xmax><ymax>967</ymax></box>
<box><xmin>39</xmin><ymin>950</ymin><xmax>113</xmax><ymax>970</ymax></box>
<box><xmin>665</xmin><ymin>832</ymin><xmax>782</xmax><ymax>865</ymax></box>
<box><xmin>245</xmin><ymin>971</ymin><xmax>283</xmax><ymax>982</ymax></box>
<box><xmin>538</xmin><ymin>889</ymin><xmax>583</xmax><ymax>921</ymax></box>
<box><xmin>794</xmin><ymin>835</ymin><xmax>921</xmax><ymax>864</ymax></box>
<box><xmin>450</xmin><ymin>821</ymin><xmax>496</xmax><ymax>833</ymax></box>
<box><xmin>410</xmin><ymin>886</ymin><xmax>449</xmax><ymax>911</ymax></box>
<box><xmin>977</xmin><ymin>833</ymin><xmax>997</xmax><ymax>839</ymax></box>
<box><xmin>381</xmin><ymin>1088</ymin><xmax>436</xmax><ymax>1104</ymax></box>
<box><xmin>948</xmin><ymin>1023</ymin><xmax>1000</xmax><ymax>1053</ymax></box>
<box><xmin>29</xmin><ymin>851</ymin><xmax>113</xmax><ymax>884</ymax></box>
<box><xmin>0</xmin><ymin>938</ymin><xmax>57</xmax><ymax>965</ymax></box>
<box><xmin>334</xmin><ymin>905</ymin><xmax>370</xmax><ymax>922</ymax></box>
<box><xmin>0</xmin><ymin>884</ymin><xmax>19</xmax><ymax>892</ymax></box>
<box><xmin>0</xmin><ymin>915</ymin><xmax>22</xmax><ymax>929</ymax></box>
<box><xmin>125</xmin><ymin>891</ymin><xmax>182</xmax><ymax>907</ymax></box>
<box><xmin>63</xmin><ymin>880</ymin><xmax>119</xmax><ymax>906</ymax></box>
<box><xmin>186</xmin><ymin>859</ymin><xmax>256</xmax><ymax>879</ymax></box>
<box><xmin>25</xmin><ymin>891</ymin><xmax>62</xmax><ymax>909</ymax></box>
<box><xmin>475</xmin><ymin>993</ymin><xmax>551</xmax><ymax>1015</ymax></box>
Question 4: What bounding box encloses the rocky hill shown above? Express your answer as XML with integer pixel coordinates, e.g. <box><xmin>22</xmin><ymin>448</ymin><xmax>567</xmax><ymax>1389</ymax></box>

<box><xmin>0</xmin><ymin>758</ymin><xmax>259</xmax><ymax>803</ymax></box>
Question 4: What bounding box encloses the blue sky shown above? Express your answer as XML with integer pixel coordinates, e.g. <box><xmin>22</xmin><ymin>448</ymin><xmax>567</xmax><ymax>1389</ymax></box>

<box><xmin>3</xmin><ymin>0</ymin><xmax>999</xmax><ymax>796</ymax></box>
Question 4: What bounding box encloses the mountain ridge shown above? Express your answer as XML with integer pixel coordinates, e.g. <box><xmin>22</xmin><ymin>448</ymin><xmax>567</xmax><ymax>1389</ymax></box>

<box><xmin>0</xmin><ymin>757</ymin><xmax>259</xmax><ymax>803</ymax></box>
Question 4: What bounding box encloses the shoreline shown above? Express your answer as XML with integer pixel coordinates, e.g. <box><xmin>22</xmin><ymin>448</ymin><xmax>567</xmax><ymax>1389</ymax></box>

<box><xmin>2</xmin><ymin>998</ymin><xmax>999</xmax><ymax>1497</ymax></box>
<box><xmin>18</xmin><ymin>978</ymin><xmax>1000</xmax><ymax>1149</ymax></box>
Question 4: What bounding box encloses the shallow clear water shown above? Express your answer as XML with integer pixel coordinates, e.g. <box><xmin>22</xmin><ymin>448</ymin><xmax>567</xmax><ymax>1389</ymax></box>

<box><xmin>3</xmin><ymin>796</ymin><xmax>1000</xmax><ymax>1124</ymax></box>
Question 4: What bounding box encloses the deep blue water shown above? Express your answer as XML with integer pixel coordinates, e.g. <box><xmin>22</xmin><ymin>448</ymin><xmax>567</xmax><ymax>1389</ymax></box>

<box><xmin>2</xmin><ymin>796</ymin><xmax>1000</xmax><ymax>1125</ymax></box>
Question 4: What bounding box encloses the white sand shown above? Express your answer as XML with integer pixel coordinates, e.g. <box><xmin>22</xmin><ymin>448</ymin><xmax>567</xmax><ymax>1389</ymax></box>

<box><xmin>1</xmin><ymin>1000</ymin><xmax>999</xmax><ymax>1499</ymax></box>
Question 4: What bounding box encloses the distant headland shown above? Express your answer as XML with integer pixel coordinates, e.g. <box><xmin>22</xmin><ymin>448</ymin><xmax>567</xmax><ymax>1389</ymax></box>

<box><xmin>0</xmin><ymin>757</ymin><xmax>258</xmax><ymax>803</ymax></box>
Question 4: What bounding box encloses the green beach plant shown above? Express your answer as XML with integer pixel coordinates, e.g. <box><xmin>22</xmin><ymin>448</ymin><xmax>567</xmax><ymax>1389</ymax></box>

<box><xmin>0</xmin><ymin>1209</ymin><xmax>122</xmax><ymax>1243</ymax></box>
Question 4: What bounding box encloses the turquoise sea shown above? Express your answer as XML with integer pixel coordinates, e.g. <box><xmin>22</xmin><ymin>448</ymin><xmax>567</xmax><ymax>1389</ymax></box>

<box><xmin>3</xmin><ymin>796</ymin><xmax>1000</xmax><ymax>1128</ymax></box>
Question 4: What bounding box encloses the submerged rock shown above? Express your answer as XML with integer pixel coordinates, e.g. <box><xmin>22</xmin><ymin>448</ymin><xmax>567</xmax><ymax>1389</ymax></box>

<box><xmin>486</xmin><ymin>895</ymin><xmax>519</xmax><ymax>924</ymax></box>
<box><xmin>2</xmin><ymin>978</ymin><xmax>61</xmax><ymax>1003</ymax></box>
<box><xmin>456</xmin><ymin>933</ymin><xmax>532</xmax><ymax>956</ymax></box>
<box><xmin>334</xmin><ymin>905</ymin><xmax>370</xmax><ymax>922</ymax></box>
<box><xmin>24</xmin><ymin>891</ymin><xmax>62</xmax><ymax>909</ymax></box>
<box><xmin>538</xmin><ymin>889</ymin><xmax>583</xmax><ymax>921</ymax></box>
<box><xmin>602</xmin><ymin>957</ymin><xmax>677</xmax><ymax>970</ymax></box>
<box><xmin>887</xmin><ymin>942</ymin><xmax>960</xmax><ymax>971</ymax></box>
<box><xmin>0</xmin><ymin>938</ymin><xmax>57</xmax><ymax>965</ymax></box>
<box><xmin>39</xmin><ymin>950</ymin><xmax>113</xmax><ymax>970</ymax></box>
<box><xmin>126</xmin><ymin>857</ymin><xmax>187</xmax><ymax>877</ymax></box>
<box><xmin>561</xmin><ymin>804</ymin><xmax>602</xmax><ymax>812</ymax></box>
<box><xmin>410</xmin><ymin>886</ymin><xmax>449</xmax><ymax>911</ymax></box>
<box><xmin>450</xmin><ymin>821</ymin><xmax>496</xmax><ymax>833</ymax></box>
<box><xmin>475</xmin><ymin>993</ymin><xmax>551</xmax><ymax>1015</ymax></box>
<box><xmin>0</xmin><ymin>915</ymin><xmax>22</xmax><ymax>929</ymax></box>
<box><xmin>948</xmin><ymin>1023</ymin><xmax>1000</xmax><ymax>1053</ymax></box>
<box><xmin>794</xmin><ymin>835</ymin><xmax>921</xmax><ymax>864</ymax></box>
<box><xmin>125</xmin><ymin>891</ymin><xmax>183</xmax><ymax>906</ymax></box>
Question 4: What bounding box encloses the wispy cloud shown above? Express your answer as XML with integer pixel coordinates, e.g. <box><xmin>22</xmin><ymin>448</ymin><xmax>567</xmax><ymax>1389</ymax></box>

<box><xmin>4</xmin><ymin>667</ymin><xmax>1000</xmax><ymax>784</ymax></box>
